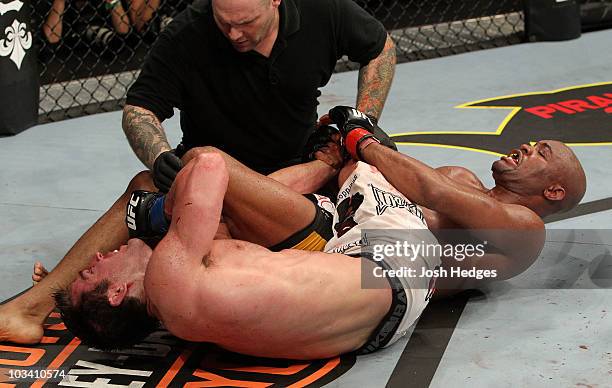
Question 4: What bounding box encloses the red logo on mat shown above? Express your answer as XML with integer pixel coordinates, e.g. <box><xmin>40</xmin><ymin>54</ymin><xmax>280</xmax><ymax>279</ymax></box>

<box><xmin>392</xmin><ymin>82</ymin><xmax>612</xmax><ymax>154</ymax></box>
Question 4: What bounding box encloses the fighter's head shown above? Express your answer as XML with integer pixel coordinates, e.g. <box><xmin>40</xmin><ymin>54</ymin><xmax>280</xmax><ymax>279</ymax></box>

<box><xmin>54</xmin><ymin>239</ymin><xmax>159</xmax><ymax>351</ymax></box>
<box><xmin>491</xmin><ymin>140</ymin><xmax>586</xmax><ymax>217</ymax></box>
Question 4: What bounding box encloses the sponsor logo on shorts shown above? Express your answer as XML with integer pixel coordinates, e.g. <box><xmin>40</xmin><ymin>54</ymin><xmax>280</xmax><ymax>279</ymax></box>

<box><xmin>359</xmin><ymin>287</ymin><xmax>407</xmax><ymax>354</ymax></box>
<box><xmin>328</xmin><ymin>235</ymin><xmax>370</xmax><ymax>255</ymax></box>
<box><xmin>370</xmin><ymin>185</ymin><xmax>426</xmax><ymax>224</ymax></box>
<box><xmin>337</xmin><ymin>173</ymin><xmax>358</xmax><ymax>201</ymax></box>
<box><xmin>334</xmin><ymin>192</ymin><xmax>365</xmax><ymax>238</ymax></box>
<box><xmin>313</xmin><ymin>194</ymin><xmax>336</xmax><ymax>214</ymax></box>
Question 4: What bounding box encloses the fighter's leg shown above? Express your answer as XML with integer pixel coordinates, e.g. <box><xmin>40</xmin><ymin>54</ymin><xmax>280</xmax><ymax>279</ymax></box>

<box><xmin>182</xmin><ymin>147</ymin><xmax>324</xmax><ymax>248</ymax></box>
<box><xmin>0</xmin><ymin>171</ymin><xmax>155</xmax><ymax>344</ymax></box>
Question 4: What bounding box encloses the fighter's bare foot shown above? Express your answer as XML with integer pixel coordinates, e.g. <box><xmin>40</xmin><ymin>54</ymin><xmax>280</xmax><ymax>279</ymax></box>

<box><xmin>0</xmin><ymin>302</ymin><xmax>45</xmax><ymax>344</ymax></box>
<box><xmin>0</xmin><ymin>262</ymin><xmax>50</xmax><ymax>343</ymax></box>
<box><xmin>32</xmin><ymin>262</ymin><xmax>49</xmax><ymax>284</ymax></box>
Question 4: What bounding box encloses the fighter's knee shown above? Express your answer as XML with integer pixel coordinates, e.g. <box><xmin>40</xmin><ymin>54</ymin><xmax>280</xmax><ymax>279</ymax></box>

<box><xmin>192</xmin><ymin>151</ymin><xmax>226</xmax><ymax>171</ymax></box>
<box><xmin>126</xmin><ymin>171</ymin><xmax>155</xmax><ymax>193</ymax></box>
<box><xmin>181</xmin><ymin>146</ymin><xmax>220</xmax><ymax>163</ymax></box>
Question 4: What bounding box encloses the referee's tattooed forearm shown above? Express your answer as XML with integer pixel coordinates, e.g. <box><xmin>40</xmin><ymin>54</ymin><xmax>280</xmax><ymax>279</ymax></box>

<box><xmin>123</xmin><ymin>105</ymin><xmax>172</xmax><ymax>169</ymax></box>
<box><xmin>357</xmin><ymin>35</ymin><xmax>396</xmax><ymax>120</ymax></box>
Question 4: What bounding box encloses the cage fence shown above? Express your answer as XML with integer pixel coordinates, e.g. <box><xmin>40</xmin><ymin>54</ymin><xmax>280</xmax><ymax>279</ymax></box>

<box><xmin>31</xmin><ymin>0</ymin><xmax>612</xmax><ymax>123</ymax></box>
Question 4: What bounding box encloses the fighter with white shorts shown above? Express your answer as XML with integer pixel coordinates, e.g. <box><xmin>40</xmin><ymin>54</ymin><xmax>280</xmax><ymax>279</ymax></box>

<box><xmin>324</xmin><ymin>161</ymin><xmax>441</xmax><ymax>354</ymax></box>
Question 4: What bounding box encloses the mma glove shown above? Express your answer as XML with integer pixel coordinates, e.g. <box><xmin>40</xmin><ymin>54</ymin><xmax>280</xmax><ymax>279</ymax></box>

<box><xmin>125</xmin><ymin>190</ymin><xmax>170</xmax><ymax>241</ymax></box>
<box><xmin>302</xmin><ymin>125</ymin><xmax>347</xmax><ymax>162</ymax></box>
<box><xmin>153</xmin><ymin>150</ymin><xmax>183</xmax><ymax>193</ymax></box>
<box><xmin>328</xmin><ymin>106</ymin><xmax>398</xmax><ymax>160</ymax></box>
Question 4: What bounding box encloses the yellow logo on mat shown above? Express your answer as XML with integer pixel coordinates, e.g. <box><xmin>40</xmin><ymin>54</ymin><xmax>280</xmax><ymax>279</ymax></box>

<box><xmin>391</xmin><ymin>82</ymin><xmax>612</xmax><ymax>155</ymax></box>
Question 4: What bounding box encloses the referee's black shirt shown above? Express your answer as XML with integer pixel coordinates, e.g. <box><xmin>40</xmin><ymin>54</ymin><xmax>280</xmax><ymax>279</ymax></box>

<box><xmin>126</xmin><ymin>0</ymin><xmax>387</xmax><ymax>174</ymax></box>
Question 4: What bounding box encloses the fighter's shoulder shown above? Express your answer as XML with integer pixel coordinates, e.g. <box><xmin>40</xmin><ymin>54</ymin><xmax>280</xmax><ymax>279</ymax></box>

<box><xmin>504</xmin><ymin>203</ymin><xmax>546</xmax><ymax>230</ymax></box>
<box><xmin>436</xmin><ymin>166</ymin><xmax>485</xmax><ymax>189</ymax></box>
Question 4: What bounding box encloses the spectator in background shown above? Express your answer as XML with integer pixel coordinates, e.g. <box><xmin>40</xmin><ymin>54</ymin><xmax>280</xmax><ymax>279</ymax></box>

<box><xmin>129</xmin><ymin>0</ymin><xmax>161</xmax><ymax>32</ymax></box>
<box><xmin>42</xmin><ymin>0</ymin><xmax>65</xmax><ymax>44</ymax></box>
<box><xmin>42</xmin><ymin>0</ymin><xmax>162</xmax><ymax>47</ymax></box>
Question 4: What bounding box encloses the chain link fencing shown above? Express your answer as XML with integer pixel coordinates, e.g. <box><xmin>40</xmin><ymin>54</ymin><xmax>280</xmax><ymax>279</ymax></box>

<box><xmin>32</xmin><ymin>0</ymin><xmax>611</xmax><ymax>122</ymax></box>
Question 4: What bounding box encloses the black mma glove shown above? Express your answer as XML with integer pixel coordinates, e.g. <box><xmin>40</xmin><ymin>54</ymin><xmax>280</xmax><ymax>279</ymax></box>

<box><xmin>126</xmin><ymin>190</ymin><xmax>170</xmax><ymax>240</ymax></box>
<box><xmin>153</xmin><ymin>150</ymin><xmax>183</xmax><ymax>193</ymax></box>
<box><xmin>302</xmin><ymin>125</ymin><xmax>344</xmax><ymax>162</ymax></box>
<box><xmin>328</xmin><ymin>106</ymin><xmax>397</xmax><ymax>160</ymax></box>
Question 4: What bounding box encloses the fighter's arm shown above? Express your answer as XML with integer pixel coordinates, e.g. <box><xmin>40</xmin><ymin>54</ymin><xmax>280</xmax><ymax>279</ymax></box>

<box><xmin>356</xmin><ymin>35</ymin><xmax>396</xmax><ymax>120</ymax></box>
<box><xmin>362</xmin><ymin>144</ymin><xmax>541</xmax><ymax>228</ymax></box>
<box><xmin>145</xmin><ymin>153</ymin><xmax>227</xmax><ymax>333</ymax></box>
<box><xmin>147</xmin><ymin>153</ymin><xmax>227</xmax><ymax>284</ymax></box>
<box><xmin>361</xmin><ymin>143</ymin><xmax>545</xmax><ymax>272</ymax></box>
<box><xmin>267</xmin><ymin>126</ymin><xmax>344</xmax><ymax>193</ymax></box>
<box><xmin>267</xmin><ymin>160</ymin><xmax>338</xmax><ymax>194</ymax></box>
<box><xmin>268</xmin><ymin>141</ymin><xmax>343</xmax><ymax>194</ymax></box>
<box><xmin>122</xmin><ymin>105</ymin><xmax>172</xmax><ymax>170</ymax></box>
<box><xmin>166</xmin><ymin>153</ymin><xmax>226</xmax><ymax>257</ymax></box>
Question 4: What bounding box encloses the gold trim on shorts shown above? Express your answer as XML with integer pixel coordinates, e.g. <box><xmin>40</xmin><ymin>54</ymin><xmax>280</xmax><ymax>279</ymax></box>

<box><xmin>290</xmin><ymin>231</ymin><xmax>327</xmax><ymax>252</ymax></box>
<box><xmin>269</xmin><ymin>194</ymin><xmax>333</xmax><ymax>252</ymax></box>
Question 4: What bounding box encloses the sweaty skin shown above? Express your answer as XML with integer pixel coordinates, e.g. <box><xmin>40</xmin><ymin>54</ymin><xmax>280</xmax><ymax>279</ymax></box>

<box><xmin>150</xmin><ymin>240</ymin><xmax>389</xmax><ymax>359</ymax></box>
<box><xmin>414</xmin><ymin>165</ymin><xmax>527</xmax><ymax>295</ymax></box>
<box><xmin>334</xmin><ymin>159</ymin><xmax>527</xmax><ymax>295</ymax></box>
<box><xmin>357</xmin><ymin>140</ymin><xmax>587</xmax><ymax>295</ymax></box>
<box><xmin>144</xmin><ymin>153</ymin><xmax>391</xmax><ymax>359</ymax></box>
<box><xmin>31</xmin><ymin>144</ymin><xmax>392</xmax><ymax>359</ymax></box>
